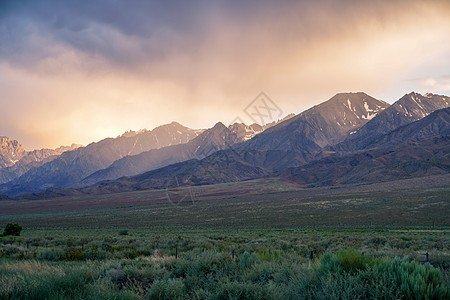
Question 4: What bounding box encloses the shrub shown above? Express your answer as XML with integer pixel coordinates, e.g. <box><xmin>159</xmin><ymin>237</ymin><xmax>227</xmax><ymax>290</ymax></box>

<box><xmin>378</xmin><ymin>257</ymin><xmax>449</xmax><ymax>299</ymax></box>
<box><xmin>256</xmin><ymin>249</ymin><xmax>283</xmax><ymax>262</ymax></box>
<box><xmin>336</xmin><ymin>248</ymin><xmax>370</xmax><ymax>273</ymax></box>
<box><xmin>307</xmin><ymin>269</ymin><xmax>400</xmax><ymax>299</ymax></box>
<box><xmin>245</xmin><ymin>261</ymin><xmax>276</xmax><ymax>284</ymax></box>
<box><xmin>119</xmin><ymin>230</ymin><xmax>129</xmax><ymax>236</ymax></box>
<box><xmin>2</xmin><ymin>223</ymin><xmax>22</xmax><ymax>236</ymax></box>
<box><xmin>214</xmin><ymin>280</ymin><xmax>276</xmax><ymax>300</ymax></box>
<box><xmin>146</xmin><ymin>278</ymin><xmax>184</xmax><ymax>299</ymax></box>
<box><xmin>316</xmin><ymin>251</ymin><xmax>343</xmax><ymax>277</ymax></box>
<box><xmin>37</xmin><ymin>248</ymin><xmax>65</xmax><ymax>261</ymax></box>
<box><xmin>83</xmin><ymin>247</ymin><xmax>112</xmax><ymax>260</ymax></box>
<box><xmin>238</xmin><ymin>251</ymin><xmax>259</xmax><ymax>270</ymax></box>
<box><xmin>168</xmin><ymin>251</ymin><xmax>234</xmax><ymax>280</ymax></box>
<box><xmin>62</xmin><ymin>248</ymin><xmax>83</xmax><ymax>260</ymax></box>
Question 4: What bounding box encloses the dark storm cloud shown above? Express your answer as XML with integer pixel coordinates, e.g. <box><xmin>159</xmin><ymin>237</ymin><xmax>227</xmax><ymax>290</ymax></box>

<box><xmin>0</xmin><ymin>0</ymin><xmax>356</xmax><ymax>69</ymax></box>
<box><xmin>0</xmin><ymin>0</ymin><xmax>216</xmax><ymax>69</ymax></box>
<box><xmin>2</xmin><ymin>0</ymin><xmax>446</xmax><ymax>70</ymax></box>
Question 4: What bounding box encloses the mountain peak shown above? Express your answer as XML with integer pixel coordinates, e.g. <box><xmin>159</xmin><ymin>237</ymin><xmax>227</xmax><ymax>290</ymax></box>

<box><xmin>212</xmin><ymin>122</ymin><xmax>227</xmax><ymax>130</ymax></box>
<box><xmin>333</xmin><ymin>91</ymin><xmax>369</xmax><ymax>97</ymax></box>
<box><xmin>395</xmin><ymin>92</ymin><xmax>449</xmax><ymax>118</ymax></box>
<box><xmin>306</xmin><ymin>92</ymin><xmax>389</xmax><ymax>124</ymax></box>
<box><xmin>242</xmin><ymin>92</ymin><xmax>389</xmax><ymax>152</ymax></box>
<box><xmin>334</xmin><ymin>92</ymin><xmax>450</xmax><ymax>152</ymax></box>
<box><xmin>170</xmin><ymin>121</ymin><xmax>183</xmax><ymax>127</ymax></box>
<box><xmin>0</xmin><ymin>136</ymin><xmax>26</xmax><ymax>167</ymax></box>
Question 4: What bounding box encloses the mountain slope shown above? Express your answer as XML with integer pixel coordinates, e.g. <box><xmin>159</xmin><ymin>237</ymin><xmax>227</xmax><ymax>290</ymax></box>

<box><xmin>0</xmin><ymin>122</ymin><xmax>201</xmax><ymax>195</ymax></box>
<box><xmin>282</xmin><ymin>136</ymin><xmax>449</xmax><ymax>187</ymax></box>
<box><xmin>335</xmin><ymin>92</ymin><xmax>450</xmax><ymax>152</ymax></box>
<box><xmin>48</xmin><ymin>150</ymin><xmax>269</xmax><ymax>197</ymax></box>
<box><xmin>0</xmin><ymin>144</ymin><xmax>81</xmax><ymax>184</ymax></box>
<box><xmin>74</xmin><ymin>106</ymin><xmax>450</xmax><ymax>196</ymax></box>
<box><xmin>241</xmin><ymin>92</ymin><xmax>389</xmax><ymax>152</ymax></box>
<box><xmin>0</xmin><ymin>137</ymin><xmax>26</xmax><ymax>168</ymax></box>
<box><xmin>78</xmin><ymin>122</ymin><xmax>240</xmax><ymax>186</ymax></box>
<box><xmin>78</xmin><ymin>115</ymin><xmax>296</xmax><ymax>187</ymax></box>
<box><xmin>365</xmin><ymin>107</ymin><xmax>450</xmax><ymax>148</ymax></box>
<box><xmin>282</xmin><ymin>108</ymin><xmax>450</xmax><ymax>186</ymax></box>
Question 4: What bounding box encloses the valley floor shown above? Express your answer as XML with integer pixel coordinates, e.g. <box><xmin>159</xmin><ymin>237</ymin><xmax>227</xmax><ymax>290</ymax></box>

<box><xmin>0</xmin><ymin>174</ymin><xmax>448</xmax><ymax>228</ymax></box>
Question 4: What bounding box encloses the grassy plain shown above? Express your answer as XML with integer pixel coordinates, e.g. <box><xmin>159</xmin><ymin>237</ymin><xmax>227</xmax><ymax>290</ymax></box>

<box><xmin>0</xmin><ymin>175</ymin><xmax>449</xmax><ymax>299</ymax></box>
<box><xmin>0</xmin><ymin>175</ymin><xmax>449</xmax><ymax>228</ymax></box>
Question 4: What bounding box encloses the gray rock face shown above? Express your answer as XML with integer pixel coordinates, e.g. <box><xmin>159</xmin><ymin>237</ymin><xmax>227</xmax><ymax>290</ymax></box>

<box><xmin>365</xmin><ymin>107</ymin><xmax>450</xmax><ymax>148</ymax></box>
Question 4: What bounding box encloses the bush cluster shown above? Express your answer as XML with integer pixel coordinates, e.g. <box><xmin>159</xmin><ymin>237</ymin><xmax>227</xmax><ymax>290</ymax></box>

<box><xmin>0</xmin><ymin>229</ymin><xmax>448</xmax><ymax>299</ymax></box>
<box><xmin>1</xmin><ymin>249</ymin><xmax>448</xmax><ymax>299</ymax></box>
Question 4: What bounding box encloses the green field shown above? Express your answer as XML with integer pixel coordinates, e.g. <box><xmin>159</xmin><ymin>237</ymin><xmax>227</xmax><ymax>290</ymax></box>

<box><xmin>1</xmin><ymin>176</ymin><xmax>449</xmax><ymax>299</ymax></box>
<box><xmin>1</xmin><ymin>227</ymin><xmax>449</xmax><ymax>299</ymax></box>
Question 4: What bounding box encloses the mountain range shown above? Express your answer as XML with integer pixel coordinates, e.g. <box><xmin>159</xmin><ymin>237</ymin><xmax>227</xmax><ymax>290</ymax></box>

<box><xmin>282</xmin><ymin>108</ymin><xmax>450</xmax><ymax>186</ymax></box>
<box><xmin>0</xmin><ymin>122</ymin><xmax>202</xmax><ymax>195</ymax></box>
<box><xmin>78</xmin><ymin>114</ymin><xmax>295</xmax><ymax>187</ymax></box>
<box><xmin>333</xmin><ymin>92</ymin><xmax>449</xmax><ymax>152</ymax></box>
<box><xmin>0</xmin><ymin>91</ymin><xmax>448</xmax><ymax>198</ymax></box>
<box><xmin>0</xmin><ymin>139</ymin><xmax>81</xmax><ymax>184</ymax></box>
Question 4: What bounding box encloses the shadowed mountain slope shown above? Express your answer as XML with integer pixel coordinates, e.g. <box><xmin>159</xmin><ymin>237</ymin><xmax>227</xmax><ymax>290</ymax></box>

<box><xmin>63</xmin><ymin>107</ymin><xmax>450</xmax><ymax>197</ymax></box>
<box><xmin>78</xmin><ymin>116</ymin><xmax>296</xmax><ymax>187</ymax></box>
<box><xmin>334</xmin><ymin>92</ymin><xmax>449</xmax><ymax>152</ymax></box>
<box><xmin>282</xmin><ymin>108</ymin><xmax>450</xmax><ymax>186</ymax></box>
<box><xmin>240</xmin><ymin>92</ymin><xmax>389</xmax><ymax>152</ymax></box>
<box><xmin>78</xmin><ymin>122</ymin><xmax>240</xmax><ymax>187</ymax></box>
<box><xmin>282</xmin><ymin>136</ymin><xmax>449</xmax><ymax>187</ymax></box>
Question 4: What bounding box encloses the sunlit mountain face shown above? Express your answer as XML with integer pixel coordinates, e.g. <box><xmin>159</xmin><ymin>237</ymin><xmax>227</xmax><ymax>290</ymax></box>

<box><xmin>1</xmin><ymin>0</ymin><xmax>449</xmax><ymax>150</ymax></box>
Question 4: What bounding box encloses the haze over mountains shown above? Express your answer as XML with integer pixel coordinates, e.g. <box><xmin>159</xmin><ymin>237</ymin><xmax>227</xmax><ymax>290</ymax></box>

<box><xmin>79</xmin><ymin>114</ymin><xmax>295</xmax><ymax>187</ymax></box>
<box><xmin>0</xmin><ymin>91</ymin><xmax>448</xmax><ymax>198</ymax></box>
<box><xmin>0</xmin><ymin>115</ymin><xmax>294</xmax><ymax>196</ymax></box>
<box><xmin>0</xmin><ymin>122</ymin><xmax>202</xmax><ymax>195</ymax></box>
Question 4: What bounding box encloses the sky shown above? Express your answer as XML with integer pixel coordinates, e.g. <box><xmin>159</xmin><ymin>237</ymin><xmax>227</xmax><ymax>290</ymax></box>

<box><xmin>1</xmin><ymin>0</ymin><xmax>449</xmax><ymax>150</ymax></box>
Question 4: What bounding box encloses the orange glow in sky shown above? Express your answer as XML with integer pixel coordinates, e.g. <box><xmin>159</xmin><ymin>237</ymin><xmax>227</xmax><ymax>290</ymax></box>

<box><xmin>1</xmin><ymin>0</ymin><xmax>449</xmax><ymax>149</ymax></box>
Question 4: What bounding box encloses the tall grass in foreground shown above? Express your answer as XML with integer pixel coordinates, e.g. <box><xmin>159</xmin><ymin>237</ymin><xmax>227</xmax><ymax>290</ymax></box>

<box><xmin>0</xmin><ymin>249</ymin><xmax>448</xmax><ymax>300</ymax></box>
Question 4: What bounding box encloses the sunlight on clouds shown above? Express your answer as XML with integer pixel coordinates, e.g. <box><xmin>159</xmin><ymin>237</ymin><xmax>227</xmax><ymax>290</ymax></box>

<box><xmin>0</xmin><ymin>0</ymin><xmax>449</xmax><ymax>149</ymax></box>
<box><xmin>410</xmin><ymin>76</ymin><xmax>450</xmax><ymax>92</ymax></box>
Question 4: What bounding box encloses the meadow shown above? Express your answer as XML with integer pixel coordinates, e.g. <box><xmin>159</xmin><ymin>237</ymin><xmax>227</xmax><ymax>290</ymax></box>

<box><xmin>1</xmin><ymin>228</ymin><xmax>449</xmax><ymax>299</ymax></box>
<box><xmin>0</xmin><ymin>176</ymin><xmax>449</xmax><ymax>299</ymax></box>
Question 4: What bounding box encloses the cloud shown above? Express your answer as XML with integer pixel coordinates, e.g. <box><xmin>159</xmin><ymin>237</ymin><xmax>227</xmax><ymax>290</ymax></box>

<box><xmin>409</xmin><ymin>76</ymin><xmax>450</xmax><ymax>92</ymax></box>
<box><xmin>0</xmin><ymin>0</ymin><xmax>449</xmax><ymax>149</ymax></box>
